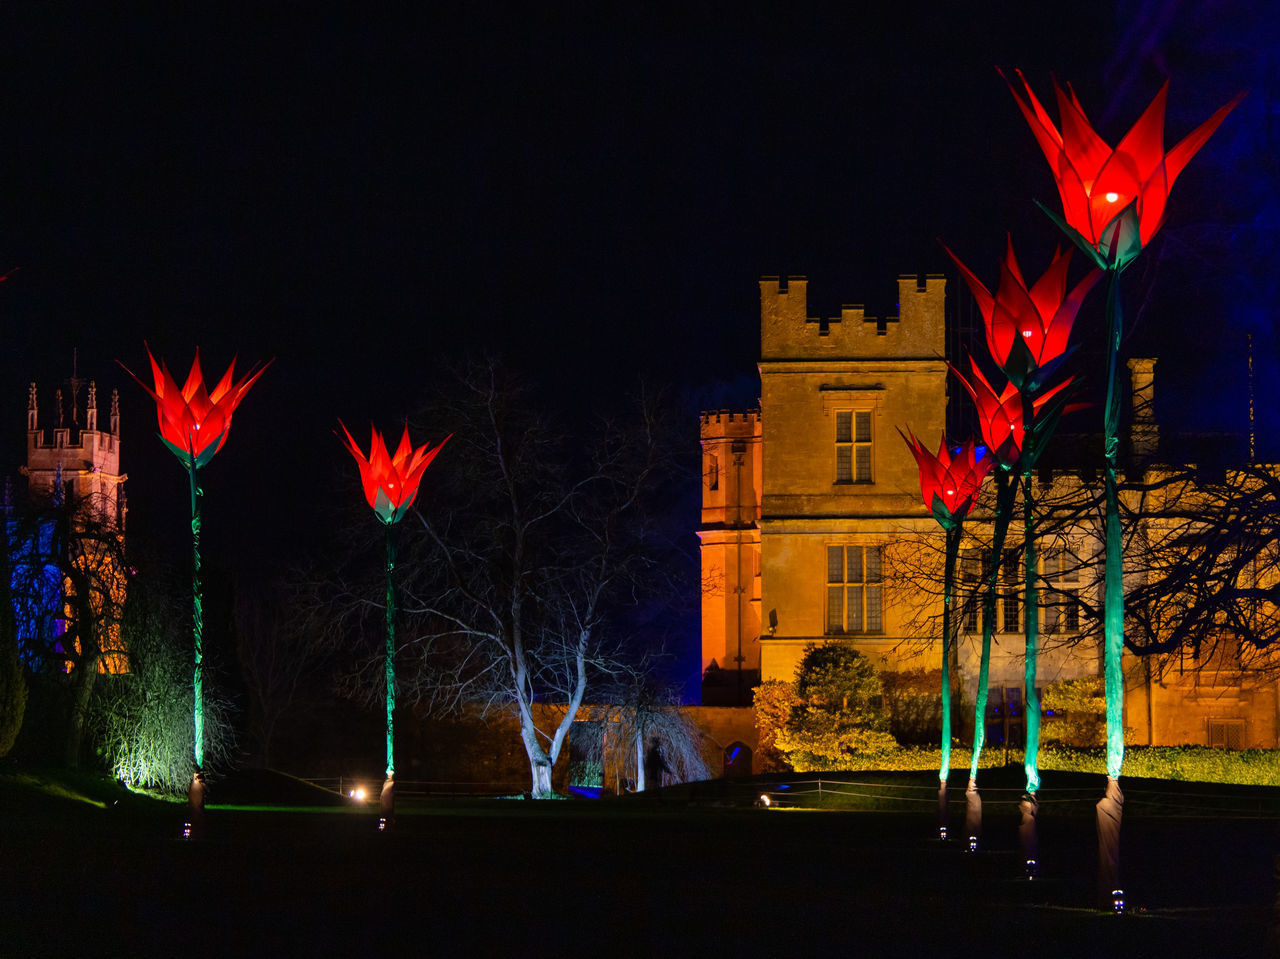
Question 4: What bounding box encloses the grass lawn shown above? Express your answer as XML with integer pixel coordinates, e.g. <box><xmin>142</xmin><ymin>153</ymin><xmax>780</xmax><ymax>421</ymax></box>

<box><xmin>1</xmin><ymin>764</ymin><xmax>1276</xmax><ymax>957</ymax></box>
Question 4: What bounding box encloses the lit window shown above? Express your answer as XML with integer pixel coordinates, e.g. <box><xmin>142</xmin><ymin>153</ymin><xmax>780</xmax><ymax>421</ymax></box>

<box><xmin>835</xmin><ymin>411</ymin><xmax>872</xmax><ymax>483</ymax></box>
<box><xmin>1044</xmin><ymin>542</ymin><xmax>1080</xmax><ymax>582</ymax></box>
<box><xmin>826</xmin><ymin>545</ymin><xmax>883</xmax><ymax>634</ymax></box>
<box><xmin>1043</xmin><ymin>541</ymin><xmax>1080</xmax><ymax>633</ymax></box>
<box><xmin>961</xmin><ymin>548</ymin><xmax>982</xmax><ymax>633</ymax></box>
<box><xmin>1002</xmin><ymin>553</ymin><xmax>1020</xmax><ymax>633</ymax></box>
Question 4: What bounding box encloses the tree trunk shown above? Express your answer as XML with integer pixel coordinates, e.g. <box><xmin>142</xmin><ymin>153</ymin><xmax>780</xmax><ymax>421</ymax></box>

<box><xmin>64</xmin><ymin>652</ymin><xmax>99</xmax><ymax>767</ymax></box>
<box><xmin>634</xmin><ymin>732</ymin><xmax>646</xmax><ymax>792</ymax></box>
<box><xmin>0</xmin><ymin>630</ymin><xmax>26</xmax><ymax>758</ymax></box>
<box><xmin>0</xmin><ymin>532</ymin><xmax>24</xmax><ymax>758</ymax></box>
<box><xmin>520</xmin><ymin>717</ymin><xmax>555</xmax><ymax>798</ymax></box>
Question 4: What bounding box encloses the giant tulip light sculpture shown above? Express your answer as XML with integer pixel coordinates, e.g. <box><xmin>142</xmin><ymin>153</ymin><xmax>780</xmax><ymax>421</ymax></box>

<box><xmin>1006</xmin><ymin>71</ymin><xmax>1243</xmax><ymax>903</ymax></box>
<box><xmin>946</xmin><ymin>239</ymin><xmax>1098</xmax><ymax>872</ymax></box>
<box><xmin>340</xmin><ymin>421</ymin><xmax>448</xmax><ymax>825</ymax></box>
<box><xmin>945</xmin><ymin>237</ymin><xmax>1100</xmax><ymax>390</ymax></box>
<box><xmin>1004</xmin><ymin>70</ymin><xmax>1243</xmax><ymax>272</ymax></box>
<box><xmin>950</xmin><ymin>354</ymin><xmax>1079</xmax><ymax>849</ymax></box>
<box><xmin>124</xmin><ymin>346</ymin><xmax>266</xmax><ymax>827</ymax></box>
<box><xmin>899</xmin><ymin>429</ymin><xmax>991</xmax><ymax>839</ymax></box>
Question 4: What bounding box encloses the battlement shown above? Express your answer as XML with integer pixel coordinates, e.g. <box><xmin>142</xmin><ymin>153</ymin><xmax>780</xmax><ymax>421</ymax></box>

<box><xmin>760</xmin><ymin>274</ymin><xmax>946</xmax><ymax>361</ymax></box>
<box><xmin>701</xmin><ymin>409</ymin><xmax>763</xmax><ymax>454</ymax></box>
<box><xmin>700</xmin><ymin>409</ymin><xmax>762</xmax><ymax>428</ymax></box>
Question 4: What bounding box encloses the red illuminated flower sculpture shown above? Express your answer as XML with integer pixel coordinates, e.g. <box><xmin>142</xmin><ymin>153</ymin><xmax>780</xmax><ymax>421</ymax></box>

<box><xmin>898</xmin><ymin>429</ymin><xmax>992</xmax><ymax>529</ymax></box>
<box><xmin>125</xmin><ymin>346</ymin><xmax>268</xmax><ymax>469</ymax></box>
<box><xmin>944</xmin><ymin>237</ymin><xmax>1100</xmax><ymax>389</ymax></box>
<box><xmin>1003</xmin><ymin>70</ymin><xmax>1243</xmax><ymax>269</ymax></box>
<box><xmin>340</xmin><ymin>420</ymin><xmax>449</xmax><ymax>811</ymax></box>
<box><xmin>951</xmin><ymin>357</ymin><xmax>1074</xmax><ymax>467</ymax></box>
<box><xmin>339</xmin><ymin>422</ymin><xmax>450</xmax><ymax>525</ymax></box>
<box><xmin>122</xmin><ymin>344</ymin><xmax>268</xmax><ymax>796</ymax></box>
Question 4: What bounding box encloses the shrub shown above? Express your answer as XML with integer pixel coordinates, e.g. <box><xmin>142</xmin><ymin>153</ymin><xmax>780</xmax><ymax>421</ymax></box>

<box><xmin>771</xmin><ymin>643</ymin><xmax>898</xmax><ymax>770</ymax></box>
<box><xmin>880</xmin><ymin>667</ymin><xmax>943</xmax><ymax>746</ymax></box>
<box><xmin>1040</xmin><ymin>676</ymin><xmax>1106</xmax><ymax>747</ymax></box>
<box><xmin>752</xmin><ymin>679</ymin><xmax>797</xmax><ymax>772</ymax></box>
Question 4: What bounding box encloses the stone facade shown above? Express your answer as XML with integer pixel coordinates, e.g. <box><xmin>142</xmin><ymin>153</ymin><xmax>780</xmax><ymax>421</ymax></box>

<box><xmin>757</xmin><ymin>275</ymin><xmax>948</xmax><ymax>685</ymax></box>
<box><xmin>697</xmin><ymin>409</ymin><xmax>762</xmax><ymax>706</ymax></box>
<box><xmin>700</xmin><ymin>273</ymin><xmax>1280</xmax><ymax>753</ymax></box>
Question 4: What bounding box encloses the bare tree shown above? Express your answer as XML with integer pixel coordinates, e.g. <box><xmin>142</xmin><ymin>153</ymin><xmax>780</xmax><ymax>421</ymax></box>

<box><xmin>0</xmin><ymin>506</ymin><xmax>27</xmax><ymax>757</ymax></box>
<box><xmin>886</xmin><ymin>468</ymin><xmax>1110</xmax><ymax>662</ymax></box>
<box><xmin>595</xmin><ymin>659</ymin><xmax>714</xmax><ymax>791</ymax></box>
<box><xmin>1124</xmin><ymin>463</ymin><xmax>1280</xmax><ymax>668</ymax></box>
<box><xmin>8</xmin><ymin>482</ymin><xmax>127</xmax><ymax>766</ymax></box>
<box><xmin>888</xmin><ymin>455</ymin><xmax>1280</xmax><ymax>706</ymax></box>
<box><xmin>328</xmin><ymin>358</ymin><xmax>689</xmax><ymax>798</ymax></box>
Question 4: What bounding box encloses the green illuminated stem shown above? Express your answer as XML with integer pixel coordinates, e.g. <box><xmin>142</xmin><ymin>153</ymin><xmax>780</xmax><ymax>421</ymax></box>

<box><xmin>188</xmin><ymin>460</ymin><xmax>204</xmax><ymax>769</ymax></box>
<box><xmin>940</xmin><ymin>523</ymin><xmax>961</xmax><ymax>783</ymax></box>
<box><xmin>970</xmin><ymin>468</ymin><xmax>1016</xmax><ymax>782</ymax></box>
<box><xmin>1101</xmin><ymin>267</ymin><xmax>1125</xmax><ymax>779</ymax></box>
<box><xmin>1022</xmin><ymin>466</ymin><xmax>1040</xmax><ymax>794</ymax></box>
<box><xmin>385</xmin><ymin>524</ymin><xmax>397</xmax><ymax>777</ymax></box>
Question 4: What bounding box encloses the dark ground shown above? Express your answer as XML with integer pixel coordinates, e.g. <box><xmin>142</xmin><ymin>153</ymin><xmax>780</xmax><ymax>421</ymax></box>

<box><xmin>1</xmin><ymin>769</ymin><xmax>1276</xmax><ymax>958</ymax></box>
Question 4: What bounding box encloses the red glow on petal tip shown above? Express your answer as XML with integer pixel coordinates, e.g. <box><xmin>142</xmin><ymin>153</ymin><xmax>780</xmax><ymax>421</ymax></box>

<box><xmin>339</xmin><ymin>422</ymin><xmax>449</xmax><ymax>522</ymax></box>
<box><xmin>1006</xmin><ymin>71</ymin><xmax>1243</xmax><ymax>251</ymax></box>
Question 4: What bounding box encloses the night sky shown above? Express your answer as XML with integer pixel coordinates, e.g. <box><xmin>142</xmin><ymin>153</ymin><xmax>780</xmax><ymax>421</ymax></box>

<box><xmin>0</xmin><ymin>2</ymin><xmax>1273</xmax><ymax>579</ymax></box>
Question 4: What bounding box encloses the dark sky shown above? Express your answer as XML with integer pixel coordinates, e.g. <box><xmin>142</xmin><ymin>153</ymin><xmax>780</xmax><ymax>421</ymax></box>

<box><xmin>0</xmin><ymin>2</ymin><xmax>1272</xmax><ymax>575</ymax></box>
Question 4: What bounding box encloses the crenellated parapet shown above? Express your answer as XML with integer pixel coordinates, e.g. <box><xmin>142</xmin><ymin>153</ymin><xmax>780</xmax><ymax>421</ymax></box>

<box><xmin>760</xmin><ymin>274</ymin><xmax>946</xmax><ymax>361</ymax></box>
<box><xmin>699</xmin><ymin>408</ymin><xmax>762</xmax><ymax>430</ymax></box>
<box><xmin>699</xmin><ymin>408</ymin><xmax>762</xmax><ymax>530</ymax></box>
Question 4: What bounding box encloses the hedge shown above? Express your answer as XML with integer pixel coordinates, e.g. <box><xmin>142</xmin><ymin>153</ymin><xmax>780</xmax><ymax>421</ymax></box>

<box><xmin>787</xmin><ymin>744</ymin><xmax>1280</xmax><ymax>786</ymax></box>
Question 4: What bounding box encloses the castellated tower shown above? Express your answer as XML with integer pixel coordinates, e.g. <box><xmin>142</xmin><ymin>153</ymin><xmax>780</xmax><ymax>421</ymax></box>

<box><xmin>755</xmin><ymin>275</ymin><xmax>948</xmax><ymax>686</ymax></box>
<box><xmin>698</xmin><ymin>274</ymin><xmax>950</xmax><ymax>705</ymax></box>
<box><xmin>698</xmin><ymin>409</ymin><xmax>762</xmax><ymax>706</ymax></box>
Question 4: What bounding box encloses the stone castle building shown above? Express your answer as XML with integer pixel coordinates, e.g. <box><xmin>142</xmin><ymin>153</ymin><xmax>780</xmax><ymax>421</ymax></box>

<box><xmin>700</xmin><ymin>274</ymin><xmax>1280</xmax><ymax>756</ymax></box>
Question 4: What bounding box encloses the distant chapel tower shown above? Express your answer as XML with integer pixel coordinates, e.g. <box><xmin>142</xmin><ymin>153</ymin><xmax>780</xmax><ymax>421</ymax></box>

<box><xmin>22</xmin><ymin>362</ymin><xmax>128</xmax><ymax>673</ymax></box>
<box><xmin>25</xmin><ymin>368</ymin><xmax>126</xmax><ymax>528</ymax></box>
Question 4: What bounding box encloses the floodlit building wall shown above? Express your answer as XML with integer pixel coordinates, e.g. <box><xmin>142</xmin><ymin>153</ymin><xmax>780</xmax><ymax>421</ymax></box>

<box><xmin>698</xmin><ymin>272</ymin><xmax>1280</xmax><ymax>752</ymax></box>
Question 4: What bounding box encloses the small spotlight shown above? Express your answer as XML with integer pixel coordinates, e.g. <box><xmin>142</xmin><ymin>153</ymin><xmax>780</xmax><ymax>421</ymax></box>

<box><xmin>181</xmin><ymin>822</ymin><xmax>192</xmax><ymax>840</ymax></box>
<box><xmin>349</xmin><ymin>787</ymin><xmax>367</xmax><ymax>802</ymax></box>
<box><xmin>968</xmin><ymin>835</ymin><xmax>978</xmax><ymax>853</ymax></box>
<box><xmin>1105</xmin><ymin>191</ymin><xmax>1120</xmax><ymax>203</ymax></box>
<box><xmin>757</xmin><ymin>794</ymin><xmax>771</xmax><ymax>808</ymax></box>
<box><xmin>1025</xmin><ymin>858</ymin><xmax>1038</xmax><ymax>880</ymax></box>
<box><xmin>377</xmin><ymin>817</ymin><xmax>388</xmax><ymax>832</ymax></box>
<box><xmin>1112</xmin><ymin>889</ymin><xmax>1125</xmax><ymax>914</ymax></box>
<box><xmin>938</xmin><ymin>826</ymin><xmax>947</xmax><ymax>841</ymax></box>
